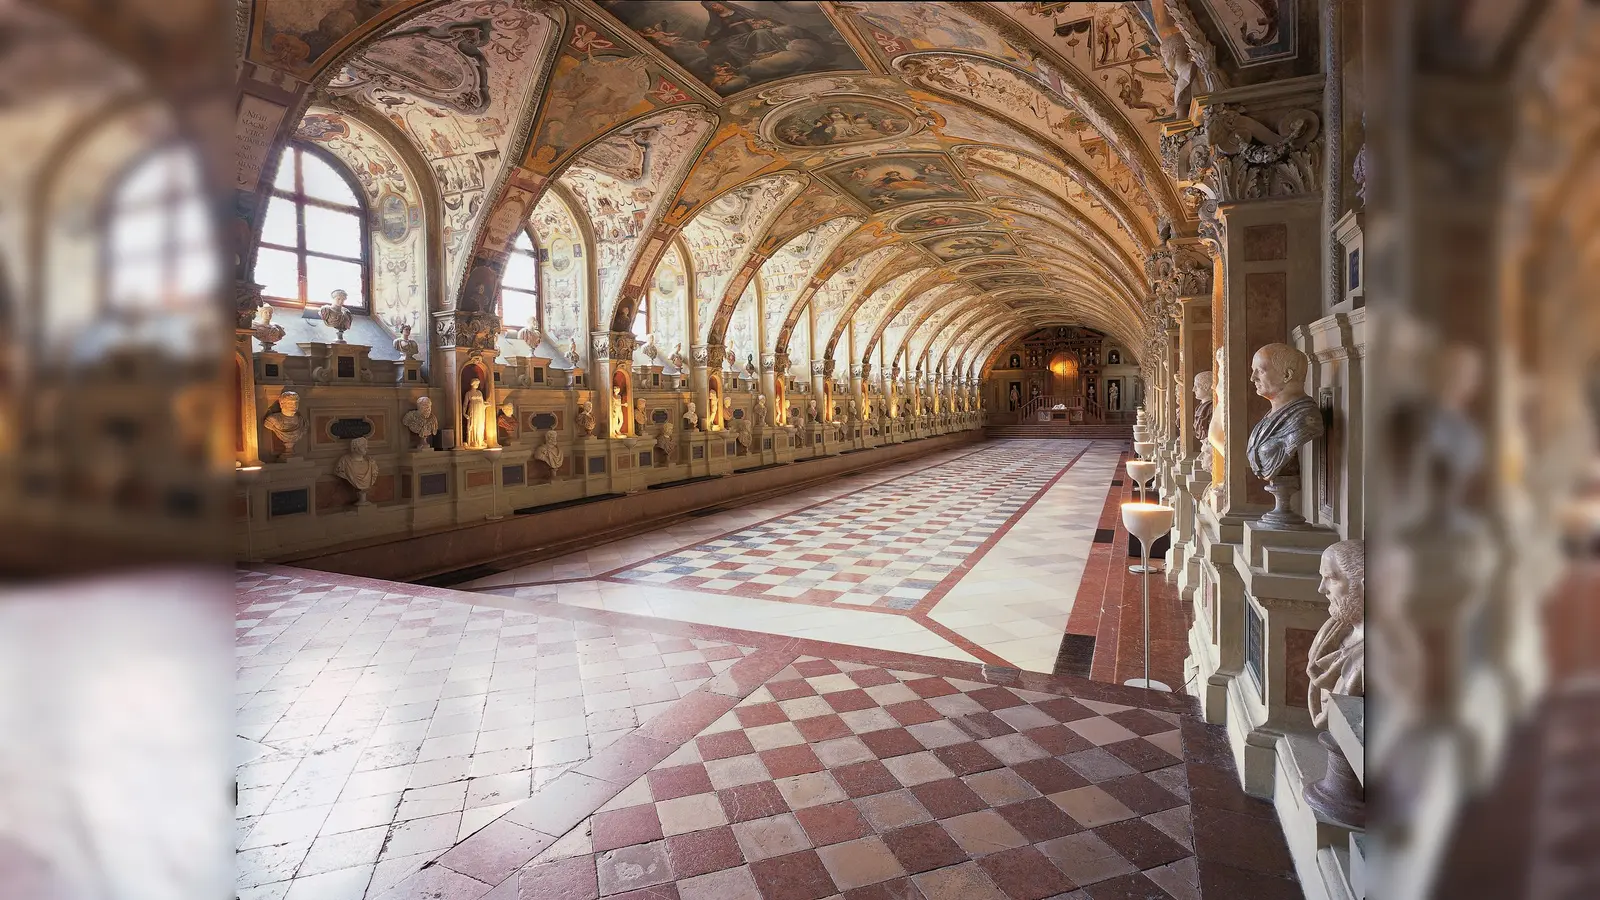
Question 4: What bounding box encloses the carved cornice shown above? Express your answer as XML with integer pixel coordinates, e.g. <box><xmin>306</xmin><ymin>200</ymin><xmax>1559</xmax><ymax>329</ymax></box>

<box><xmin>435</xmin><ymin>310</ymin><xmax>500</xmax><ymax>352</ymax></box>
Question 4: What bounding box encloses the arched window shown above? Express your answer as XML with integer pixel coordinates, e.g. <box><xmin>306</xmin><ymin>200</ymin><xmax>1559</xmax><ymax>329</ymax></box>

<box><xmin>256</xmin><ymin>144</ymin><xmax>367</xmax><ymax>309</ymax></box>
<box><xmin>106</xmin><ymin>145</ymin><xmax>217</xmax><ymax>311</ymax></box>
<box><xmin>500</xmin><ymin>229</ymin><xmax>540</xmax><ymax>330</ymax></box>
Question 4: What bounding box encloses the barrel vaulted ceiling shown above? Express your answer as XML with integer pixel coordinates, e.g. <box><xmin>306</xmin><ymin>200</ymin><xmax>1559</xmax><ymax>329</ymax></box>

<box><xmin>246</xmin><ymin>0</ymin><xmax>1198</xmax><ymax>377</ymax></box>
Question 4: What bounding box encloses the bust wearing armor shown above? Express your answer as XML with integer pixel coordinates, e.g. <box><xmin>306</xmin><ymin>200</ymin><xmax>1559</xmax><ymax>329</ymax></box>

<box><xmin>1245</xmin><ymin>343</ymin><xmax>1323</xmax><ymax>481</ymax></box>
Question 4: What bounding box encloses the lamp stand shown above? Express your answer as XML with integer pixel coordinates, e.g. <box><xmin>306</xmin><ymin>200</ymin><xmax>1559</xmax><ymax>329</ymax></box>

<box><xmin>1123</xmin><ymin>539</ymin><xmax>1171</xmax><ymax>692</ymax></box>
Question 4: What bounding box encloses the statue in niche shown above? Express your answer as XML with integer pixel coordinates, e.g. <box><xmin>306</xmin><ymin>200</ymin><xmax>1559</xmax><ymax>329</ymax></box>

<box><xmin>403</xmin><ymin>396</ymin><xmax>439</xmax><ymax>451</ymax></box>
<box><xmin>634</xmin><ymin>398</ymin><xmax>647</xmax><ymax>436</ymax></box>
<box><xmin>1192</xmin><ymin>371</ymin><xmax>1214</xmax><ymax>472</ymax></box>
<box><xmin>497</xmin><ymin>401</ymin><xmax>516</xmax><ymax>446</ymax></box>
<box><xmin>610</xmin><ymin>386</ymin><xmax>626</xmax><ymax>437</ymax></box>
<box><xmin>334</xmin><ymin>436</ymin><xmax>379</xmax><ymax>505</ymax></box>
<box><xmin>708</xmin><ymin>385</ymin><xmax>721</xmax><ymax>429</ymax></box>
<box><xmin>1246</xmin><ymin>343</ymin><xmax>1324</xmax><ymax>527</ymax></box>
<box><xmin>263</xmin><ymin>391</ymin><xmax>306</xmax><ymax>460</ymax></box>
<box><xmin>657</xmin><ymin>420</ymin><xmax>678</xmax><ymax>457</ymax></box>
<box><xmin>1207</xmin><ymin>346</ymin><xmax>1228</xmax><ymax>499</ymax></box>
<box><xmin>517</xmin><ymin>316</ymin><xmax>541</xmax><ymax>349</ymax></box>
<box><xmin>534</xmin><ymin>430</ymin><xmax>565</xmax><ymax>470</ymax></box>
<box><xmin>670</xmin><ymin>343</ymin><xmax>687</xmax><ymax>371</ymax></box>
<box><xmin>754</xmin><ymin>393</ymin><xmax>768</xmax><ymax>426</ymax></box>
<box><xmin>319</xmin><ymin>289</ymin><xmax>353</xmax><ymax>342</ymax></box>
<box><xmin>683</xmin><ymin>401</ymin><xmax>700</xmax><ymax>431</ymax></box>
<box><xmin>462</xmin><ymin>377</ymin><xmax>489</xmax><ymax>450</ymax></box>
<box><xmin>1308</xmin><ymin>539</ymin><xmax>1364</xmax><ymax>728</ymax></box>
<box><xmin>576</xmin><ymin>399</ymin><xmax>596</xmax><ymax>436</ymax></box>
<box><xmin>393</xmin><ymin>323</ymin><xmax>419</xmax><ymax>360</ymax></box>
<box><xmin>251</xmin><ymin>304</ymin><xmax>285</xmax><ymax>351</ymax></box>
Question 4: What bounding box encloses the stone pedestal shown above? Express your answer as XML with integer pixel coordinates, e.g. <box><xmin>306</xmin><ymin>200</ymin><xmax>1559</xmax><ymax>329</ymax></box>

<box><xmin>254</xmin><ymin>350</ymin><xmax>290</xmax><ymax>383</ymax></box>
<box><xmin>300</xmin><ymin>341</ymin><xmax>375</xmax><ymax>385</ymax></box>
<box><xmin>1185</xmin><ymin>501</ymin><xmax>1249</xmax><ymax>724</ymax></box>
<box><xmin>574</xmin><ymin>437</ymin><xmax>615</xmax><ymax>497</ymax></box>
<box><xmin>1227</xmin><ymin>520</ymin><xmax>1340</xmax><ymax>797</ymax></box>
<box><xmin>1273</xmin><ymin>695</ymin><xmax>1364</xmax><ymax>900</ymax></box>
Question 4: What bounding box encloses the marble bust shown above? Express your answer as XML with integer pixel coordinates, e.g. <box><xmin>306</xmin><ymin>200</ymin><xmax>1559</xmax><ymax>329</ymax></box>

<box><xmin>576</xmin><ymin>399</ymin><xmax>596</xmax><ymax>436</ymax></box>
<box><xmin>251</xmin><ymin>304</ymin><xmax>285</xmax><ymax>351</ymax></box>
<box><xmin>807</xmin><ymin>399</ymin><xmax>820</xmax><ymax>424</ymax></box>
<box><xmin>393</xmin><ymin>323</ymin><xmax>419</xmax><ymax>360</ymax></box>
<box><xmin>753</xmin><ymin>394</ymin><xmax>768</xmax><ymax>426</ymax></box>
<box><xmin>402</xmin><ymin>397</ymin><xmax>439</xmax><ymax>450</ymax></box>
<box><xmin>533</xmin><ymin>429</ymin><xmax>564</xmax><ymax>470</ymax></box>
<box><xmin>633</xmin><ymin>398</ymin><xmax>647</xmax><ymax>436</ymax></box>
<box><xmin>657</xmin><ymin>420</ymin><xmax>678</xmax><ymax>456</ymax></box>
<box><xmin>334</xmin><ymin>436</ymin><xmax>379</xmax><ymax>504</ymax></box>
<box><xmin>1246</xmin><ymin>343</ymin><xmax>1323</xmax><ymax>525</ymax></box>
<box><xmin>318</xmin><ymin>289</ymin><xmax>353</xmax><ymax>342</ymax></box>
<box><xmin>1307</xmin><ymin>539</ymin><xmax>1364</xmax><ymax>728</ymax></box>
<box><xmin>683</xmin><ymin>401</ymin><xmax>700</xmax><ymax>431</ymax></box>
<box><xmin>263</xmin><ymin>391</ymin><xmax>306</xmax><ymax>460</ymax></box>
<box><xmin>517</xmin><ymin>316</ymin><xmax>541</xmax><ymax>349</ymax></box>
<box><xmin>1192</xmin><ymin>371</ymin><xmax>1214</xmax><ymax>471</ymax></box>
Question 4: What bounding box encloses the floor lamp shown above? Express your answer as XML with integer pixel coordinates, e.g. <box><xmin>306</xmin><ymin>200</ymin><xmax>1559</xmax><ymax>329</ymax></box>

<box><xmin>1122</xmin><ymin>501</ymin><xmax>1175</xmax><ymax>691</ymax></box>
<box><xmin>1123</xmin><ymin>460</ymin><xmax>1159</xmax><ymax>573</ymax></box>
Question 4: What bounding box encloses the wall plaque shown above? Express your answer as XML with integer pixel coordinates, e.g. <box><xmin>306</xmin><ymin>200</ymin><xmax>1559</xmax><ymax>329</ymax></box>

<box><xmin>530</xmin><ymin>412</ymin><xmax>558</xmax><ymax>430</ymax></box>
<box><xmin>269</xmin><ymin>488</ymin><xmax>309</xmax><ymax>517</ymax></box>
<box><xmin>652</xmin><ymin>409</ymin><xmax>669</xmax><ymax>424</ymax></box>
<box><xmin>588</xmin><ymin>456</ymin><xmax>606</xmax><ymax>474</ymax></box>
<box><xmin>419</xmin><ymin>472</ymin><xmax>449</xmax><ymax>496</ymax></box>
<box><xmin>502</xmin><ymin>464</ymin><xmax>525</xmax><ymax>486</ymax></box>
<box><xmin>329</xmin><ymin>418</ymin><xmax>374</xmax><ymax>440</ymax></box>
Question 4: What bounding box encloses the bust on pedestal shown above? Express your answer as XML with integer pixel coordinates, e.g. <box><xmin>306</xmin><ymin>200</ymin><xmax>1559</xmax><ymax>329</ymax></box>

<box><xmin>1246</xmin><ymin>343</ymin><xmax>1324</xmax><ymax>527</ymax></box>
<box><xmin>263</xmin><ymin>391</ymin><xmax>306</xmax><ymax>461</ymax></box>
<box><xmin>403</xmin><ymin>397</ymin><xmax>439</xmax><ymax>451</ymax></box>
<box><xmin>335</xmin><ymin>437</ymin><xmax>379</xmax><ymax>506</ymax></box>
<box><xmin>1192</xmin><ymin>371</ymin><xmax>1214</xmax><ymax>473</ymax></box>
<box><xmin>1304</xmin><ymin>539</ymin><xmax>1365</xmax><ymax>828</ymax></box>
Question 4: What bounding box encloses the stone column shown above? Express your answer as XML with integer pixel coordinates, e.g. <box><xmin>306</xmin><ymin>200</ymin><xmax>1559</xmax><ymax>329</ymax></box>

<box><xmin>235</xmin><ymin>281</ymin><xmax>265</xmax><ymax>468</ymax></box>
<box><xmin>434</xmin><ymin>308</ymin><xmax>503</xmax><ymax>449</ymax></box>
<box><xmin>593</xmin><ymin>331</ymin><xmax>637</xmax><ymax>439</ymax></box>
<box><xmin>689</xmin><ymin>343</ymin><xmax>711</xmax><ymax>432</ymax></box>
<box><xmin>810</xmin><ymin>359</ymin><xmax>827</xmax><ymax>417</ymax></box>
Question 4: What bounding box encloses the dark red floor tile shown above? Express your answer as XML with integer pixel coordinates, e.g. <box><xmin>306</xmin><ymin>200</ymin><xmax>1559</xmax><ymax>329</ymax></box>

<box><xmin>965</xmin><ymin>687</ymin><xmax>1027</xmax><ymax>711</ymax></box>
<box><xmin>1195</xmin><ymin>859</ymin><xmax>1304</xmax><ymax>899</ymax></box>
<box><xmin>1094</xmin><ymin>818</ymin><xmax>1190</xmax><ymax>870</ymax></box>
<box><xmin>930</xmin><ymin>741</ymin><xmax>1003</xmax><ymax>776</ymax></box>
<box><xmin>884</xmin><ymin>700</ymin><xmax>943</xmax><ymax>726</ymax></box>
<box><xmin>516</xmin><ymin>854</ymin><xmax>599</xmax><ymax>900</ymax></box>
<box><xmin>1023</xmin><ymin>725</ymin><xmax>1095</xmax><ymax>757</ymax></box>
<box><xmin>825</xmin><ymin>689</ymin><xmax>879</xmax><ymax>713</ymax></box>
<box><xmin>592</xmin><ymin>804</ymin><xmax>665</xmax><ymax>853</ymax></box>
<box><xmin>637</xmin><ymin>691</ymin><xmax>740</xmax><ymax>745</ymax></box>
<box><xmin>794</xmin><ymin>714</ymin><xmax>853</xmax><ymax>743</ymax></box>
<box><xmin>748</xmin><ymin>849</ymin><xmax>838</xmax><ymax>900</ymax></box>
<box><xmin>847</xmin><ymin>668</ymin><xmax>899</xmax><ymax>688</ymax></box>
<box><xmin>664</xmin><ymin>825</ymin><xmax>743</xmax><ymax>879</ymax></box>
<box><xmin>738</xmin><ymin>703</ymin><xmax>791</xmax><ymax>728</ymax></box>
<box><xmin>977</xmin><ymin>846</ymin><xmax>1077</xmax><ymax>900</ymax></box>
<box><xmin>719</xmin><ymin>781</ymin><xmax>790</xmax><ymax>824</ymax></box>
<box><xmin>1191</xmin><ymin>806</ymin><xmax>1295</xmax><ymax>875</ymax></box>
<box><xmin>1098</xmin><ymin>774</ymin><xmax>1184</xmax><ymax>816</ymax></box>
<box><xmin>950</xmin><ymin>712</ymin><xmax>1016</xmax><ymax>740</ymax></box>
<box><xmin>994</xmin><ymin>797</ymin><xmax>1083</xmax><ymax>843</ymax></box>
<box><xmin>573</xmin><ymin>733</ymin><xmax>677</xmax><ymax>786</ymax></box>
<box><xmin>1088</xmin><ymin>871</ymin><xmax>1190</xmax><ymax>896</ymax></box>
<box><xmin>908</xmin><ymin>779</ymin><xmax>985</xmax><ymax>819</ymax></box>
<box><xmin>768</xmin><ymin>678</ymin><xmax>819</xmax><ymax>701</ymax></box>
<box><xmin>903</xmin><ymin>677</ymin><xmax>958</xmax><ymax>699</ymax></box>
<box><xmin>506</xmin><ymin>772</ymin><xmax>622</xmax><ymax>838</ymax></box>
<box><xmin>794</xmin><ymin>800</ymin><xmax>874</xmax><ymax>847</ymax></box>
<box><xmin>1010</xmin><ymin>757</ymin><xmax>1089</xmax><ymax>794</ymax></box>
<box><xmin>1185</xmin><ymin>763</ymin><xmax>1275</xmax><ymax>819</ymax></box>
<box><xmin>880</xmin><ymin>822</ymin><xmax>968</xmax><ymax>874</ymax></box>
<box><xmin>697</xmin><ymin>730</ymin><xmax>757</xmax><ymax>762</ymax></box>
<box><xmin>793</xmin><ymin>660</ymin><xmax>843</xmax><ymax>677</ymax></box>
<box><xmin>860</xmin><ymin>728</ymin><xmax>925</xmax><ymax>759</ymax></box>
<box><xmin>1033</xmin><ymin>697</ymin><xmax>1099</xmax><ymax>724</ymax></box>
<box><xmin>1105</xmin><ymin>709</ymin><xmax>1176</xmax><ymax>736</ymax></box>
<box><xmin>1101</xmin><ymin>738</ymin><xmax>1182</xmax><ymax>773</ymax></box>
<box><xmin>647</xmin><ymin>764</ymin><xmax>714</xmax><ymax>802</ymax></box>
<box><xmin>832</xmin><ymin>760</ymin><xmax>902</xmax><ymax>798</ymax></box>
<box><xmin>760</xmin><ymin>744</ymin><xmax>825</xmax><ymax>778</ymax></box>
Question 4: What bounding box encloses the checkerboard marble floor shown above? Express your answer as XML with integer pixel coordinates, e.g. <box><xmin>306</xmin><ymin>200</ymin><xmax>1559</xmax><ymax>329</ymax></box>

<box><xmin>462</xmin><ymin>441</ymin><xmax>1137</xmax><ymax>677</ymax></box>
<box><xmin>234</xmin><ymin>566</ymin><xmax>1300</xmax><ymax>900</ymax></box>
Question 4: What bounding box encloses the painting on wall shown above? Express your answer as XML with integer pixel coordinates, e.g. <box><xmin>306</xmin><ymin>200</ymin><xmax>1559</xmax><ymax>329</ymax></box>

<box><xmin>894</xmin><ymin>207</ymin><xmax>991</xmax><ymax>233</ymax></box>
<box><xmin>956</xmin><ymin>258</ymin><xmax>1030</xmax><ymax>275</ymax></box>
<box><xmin>766</xmin><ymin>96</ymin><xmax>916</xmax><ymax>148</ymax></box>
<box><xmin>256</xmin><ymin>0</ymin><xmax>409</xmax><ymax>76</ymax></box>
<box><xmin>596</xmin><ymin>0</ymin><xmax>865</xmax><ymax>96</ymax></box>
<box><xmin>915</xmin><ymin>231</ymin><xmax>1018</xmax><ymax>261</ymax></box>
<box><xmin>818</xmin><ymin>153</ymin><xmax>975</xmax><ymax>211</ymax></box>
<box><xmin>972</xmin><ymin>272</ymin><xmax>1044</xmax><ymax>292</ymax></box>
<box><xmin>1197</xmin><ymin>0</ymin><xmax>1298</xmax><ymax>66</ymax></box>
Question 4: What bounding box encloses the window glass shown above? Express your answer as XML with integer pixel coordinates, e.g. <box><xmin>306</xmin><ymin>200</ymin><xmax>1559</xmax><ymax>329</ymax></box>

<box><xmin>106</xmin><ymin>145</ymin><xmax>217</xmax><ymax>311</ymax></box>
<box><xmin>257</xmin><ymin>144</ymin><xmax>367</xmax><ymax>308</ymax></box>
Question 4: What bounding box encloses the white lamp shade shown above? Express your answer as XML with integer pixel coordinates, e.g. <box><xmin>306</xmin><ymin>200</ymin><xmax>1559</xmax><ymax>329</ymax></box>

<box><xmin>1125</xmin><ymin>460</ymin><xmax>1157</xmax><ymax>485</ymax></box>
<box><xmin>1132</xmin><ymin>427</ymin><xmax>1149</xmax><ymax>440</ymax></box>
<box><xmin>1122</xmin><ymin>502</ymin><xmax>1175</xmax><ymax>544</ymax></box>
<box><xmin>1134</xmin><ymin>441</ymin><xmax>1156</xmax><ymax>458</ymax></box>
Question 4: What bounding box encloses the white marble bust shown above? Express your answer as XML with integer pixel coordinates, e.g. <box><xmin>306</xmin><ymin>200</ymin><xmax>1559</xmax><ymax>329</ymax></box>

<box><xmin>393</xmin><ymin>323</ymin><xmax>419</xmax><ymax>360</ymax></box>
<box><xmin>1246</xmin><ymin>342</ymin><xmax>1323</xmax><ymax>481</ymax></box>
<box><xmin>576</xmin><ymin>399</ymin><xmax>596</xmax><ymax>436</ymax></box>
<box><xmin>318</xmin><ymin>289</ymin><xmax>353</xmax><ymax>341</ymax></box>
<box><xmin>263</xmin><ymin>391</ymin><xmax>306</xmax><ymax>459</ymax></box>
<box><xmin>334</xmin><ymin>436</ymin><xmax>379</xmax><ymax>503</ymax></box>
<box><xmin>683</xmin><ymin>401</ymin><xmax>699</xmax><ymax>430</ymax></box>
<box><xmin>534</xmin><ymin>429</ymin><xmax>564</xmax><ymax>469</ymax></box>
<box><xmin>402</xmin><ymin>397</ymin><xmax>438</xmax><ymax>450</ymax></box>
<box><xmin>1308</xmin><ymin>539</ymin><xmax>1364</xmax><ymax>728</ymax></box>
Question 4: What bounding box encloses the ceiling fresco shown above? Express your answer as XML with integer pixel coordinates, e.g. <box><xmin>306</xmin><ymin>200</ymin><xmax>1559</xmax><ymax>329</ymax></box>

<box><xmin>244</xmin><ymin>0</ymin><xmax>1227</xmax><ymax>373</ymax></box>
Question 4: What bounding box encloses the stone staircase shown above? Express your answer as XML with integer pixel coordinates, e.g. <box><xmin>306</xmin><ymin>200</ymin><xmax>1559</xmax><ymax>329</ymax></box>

<box><xmin>984</xmin><ymin>423</ymin><xmax>1133</xmax><ymax>440</ymax></box>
